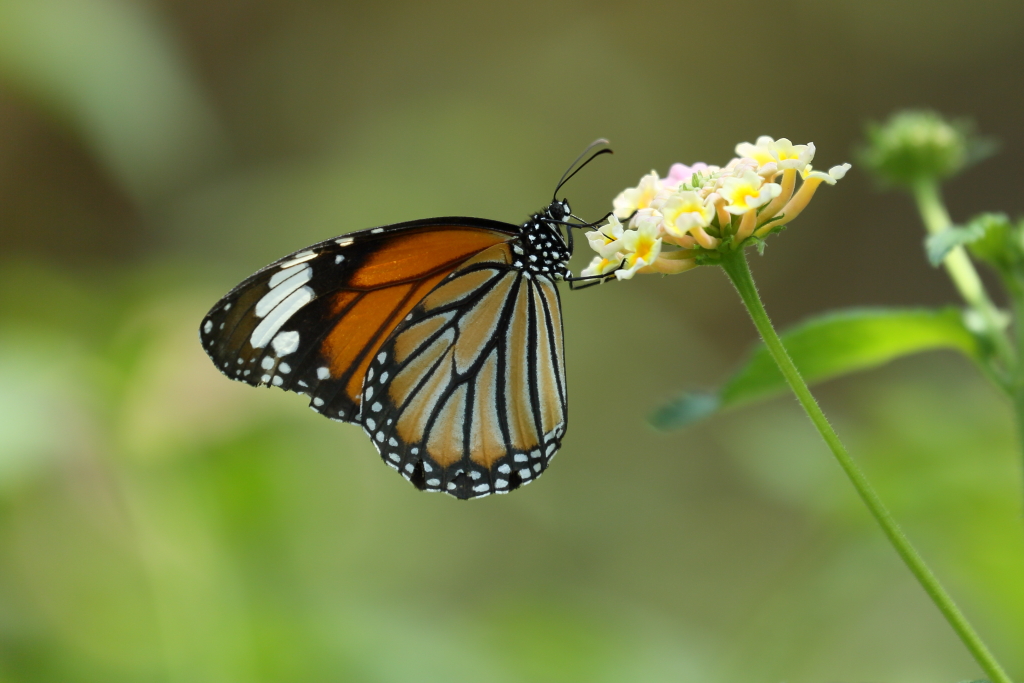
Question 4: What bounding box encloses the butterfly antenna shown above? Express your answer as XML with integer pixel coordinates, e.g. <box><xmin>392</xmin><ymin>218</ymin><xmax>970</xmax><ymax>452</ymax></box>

<box><xmin>553</xmin><ymin>139</ymin><xmax>612</xmax><ymax>200</ymax></box>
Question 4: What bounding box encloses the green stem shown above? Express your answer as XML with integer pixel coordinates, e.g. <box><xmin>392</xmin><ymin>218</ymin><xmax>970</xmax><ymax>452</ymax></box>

<box><xmin>912</xmin><ymin>181</ymin><xmax>1015</xmax><ymax>370</ymax></box>
<box><xmin>719</xmin><ymin>248</ymin><xmax>1014</xmax><ymax>683</ymax></box>
<box><xmin>1011</xmin><ymin>292</ymin><xmax>1024</xmax><ymax>480</ymax></box>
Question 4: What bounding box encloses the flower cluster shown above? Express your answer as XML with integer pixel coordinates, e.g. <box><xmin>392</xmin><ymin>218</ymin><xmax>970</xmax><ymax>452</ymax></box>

<box><xmin>582</xmin><ymin>137</ymin><xmax>851</xmax><ymax>280</ymax></box>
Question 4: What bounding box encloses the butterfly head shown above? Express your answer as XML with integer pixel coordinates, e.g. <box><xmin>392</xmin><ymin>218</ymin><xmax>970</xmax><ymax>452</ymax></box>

<box><xmin>544</xmin><ymin>198</ymin><xmax>571</xmax><ymax>223</ymax></box>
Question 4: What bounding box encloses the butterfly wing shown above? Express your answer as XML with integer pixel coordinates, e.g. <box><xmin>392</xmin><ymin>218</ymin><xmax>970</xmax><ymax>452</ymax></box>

<box><xmin>365</xmin><ymin>243</ymin><xmax>568</xmax><ymax>499</ymax></box>
<box><xmin>199</xmin><ymin>218</ymin><xmax>518</xmax><ymax>424</ymax></box>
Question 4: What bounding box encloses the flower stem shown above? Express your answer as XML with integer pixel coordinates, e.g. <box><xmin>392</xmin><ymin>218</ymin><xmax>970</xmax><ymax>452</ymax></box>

<box><xmin>912</xmin><ymin>181</ymin><xmax>1015</xmax><ymax>370</ymax></box>
<box><xmin>719</xmin><ymin>248</ymin><xmax>1013</xmax><ymax>683</ymax></box>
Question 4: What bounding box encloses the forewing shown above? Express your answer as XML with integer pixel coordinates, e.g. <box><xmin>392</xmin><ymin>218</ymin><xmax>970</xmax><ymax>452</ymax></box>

<box><xmin>365</xmin><ymin>243</ymin><xmax>568</xmax><ymax>499</ymax></box>
<box><xmin>199</xmin><ymin>220</ymin><xmax>517</xmax><ymax>424</ymax></box>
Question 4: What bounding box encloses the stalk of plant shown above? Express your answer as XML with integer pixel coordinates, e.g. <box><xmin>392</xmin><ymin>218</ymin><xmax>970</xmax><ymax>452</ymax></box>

<box><xmin>719</xmin><ymin>248</ymin><xmax>1011</xmax><ymax>683</ymax></box>
<box><xmin>585</xmin><ymin>137</ymin><xmax>1014</xmax><ymax>681</ymax></box>
<box><xmin>862</xmin><ymin>110</ymin><xmax>1024</xmax><ymax>484</ymax></box>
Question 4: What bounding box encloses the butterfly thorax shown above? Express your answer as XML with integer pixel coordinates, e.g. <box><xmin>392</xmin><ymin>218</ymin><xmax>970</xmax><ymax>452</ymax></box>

<box><xmin>510</xmin><ymin>199</ymin><xmax>573</xmax><ymax>280</ymax></box>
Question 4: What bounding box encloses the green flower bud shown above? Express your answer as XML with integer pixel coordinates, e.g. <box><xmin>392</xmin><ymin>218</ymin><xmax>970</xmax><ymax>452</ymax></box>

<box><xmin>858</xmin><ymin>110</ymin><xmax>995</xmax><ymax>188</ymax></box>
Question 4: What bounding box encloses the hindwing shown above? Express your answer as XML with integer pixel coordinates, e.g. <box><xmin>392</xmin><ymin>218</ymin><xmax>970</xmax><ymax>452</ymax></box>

<box><xmin>363</xmin><ymin>243</ymin><xmax>568</xmax><ymax>499</ymax></box>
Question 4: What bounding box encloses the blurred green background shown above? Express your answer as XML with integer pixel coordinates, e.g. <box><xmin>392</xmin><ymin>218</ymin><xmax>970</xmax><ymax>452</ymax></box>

<box><xmin>1</xmin><ymin>0</ymin><xmax>1023</xmax><ymax>681</ymax></box>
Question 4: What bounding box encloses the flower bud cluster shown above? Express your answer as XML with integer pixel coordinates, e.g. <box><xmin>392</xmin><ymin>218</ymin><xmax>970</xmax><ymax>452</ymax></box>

<box><xmin>582</xmin><ymin>137</ymin><xmax>850</xmax><ymax>280</ymax></box>
<box><xmin>859</xmin><ymin>110</ymin><xmax>993</xmax><ymax>188</ymax></box>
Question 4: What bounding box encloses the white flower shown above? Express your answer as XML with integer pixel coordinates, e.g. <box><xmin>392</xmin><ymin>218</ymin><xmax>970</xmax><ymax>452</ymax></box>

<box><xmin>756</xmin><ymin>161</ymin><xmax>779</xmax><ymax>179</ymax></box>
<box><xmin>585</xmin><ymin>215</ymin><xmax>627</xmax><ymax>260</ymax></box>
<box><xmin>718</xmin><ymin>170</ymin><xmax>782</xmax><ymax>215</ymax></box>
<box><xmin>659</xmin><ymin>191</ymin><xmax>714</xmax><ymax>238</ymax></box>
<box><xmin>735</xmin><ymin>136</ymin><xmax>776</xmax><ymax>167</ymax></box>
<box><xmin>616</xmin><ymin>218</ymin><xmax>662</xmax><ymax>280</ymax></box>
<box><xmin>581</xmin><ymin>255</ymin><xmax>622</xmax><ymax>278</ymax></box>
<box><xmin>800</xmin><ymin>162</ymin><xmax>852</xmax><ymax>186</ymax></box>
<box><xmin>613</xmin><ymin>171</ymin><xmax>664</xmax><ymax>218</ymax></box>
<box><xmin>828</xmin><ymin>163</ymin><xmax>851</xmax><ymax>181</ymax></box>
<box><xmin>770</xmin><ymin>138</ymin><xmax>815</xmax><ymax>170</ymax></box>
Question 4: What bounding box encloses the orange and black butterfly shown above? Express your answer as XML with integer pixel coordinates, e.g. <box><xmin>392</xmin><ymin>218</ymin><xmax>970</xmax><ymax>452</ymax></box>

<box><xmin>200</xmin><ymin>142</ymin><xmax>614</xmax><ymax>499</ymax></box>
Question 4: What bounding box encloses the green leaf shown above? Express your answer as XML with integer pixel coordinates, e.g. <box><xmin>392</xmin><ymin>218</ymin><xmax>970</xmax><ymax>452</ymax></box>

<box><xmin>651</xmin><ymin>307</ymin><xmax>981</xmax><ymax>430</ymax></box>
<box><xmin>963</xmin><ymin>212</ymin><xmax>1018</xmax><ymax>272</ymax></box>
<box><xmin>926</xmin><ymin>225</ymin><xmax>987</xmax><ymax>266</ymax></box>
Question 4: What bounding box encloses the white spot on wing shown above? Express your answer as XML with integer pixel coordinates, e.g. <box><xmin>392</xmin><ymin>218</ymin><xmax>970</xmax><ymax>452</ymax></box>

<box><xmin>203</xmin><ymin>320</ymin><xmax>213</xmax><ymax>334</ymax></box>
<box><xmin>250</xmin><ymin>286</ymin><xmax>314</xmax><ymax>348</ymax></box>
<box><xmin>336</xmin><ymin>237</ymin><xmax>354</xmax><ymax>247</ymax></box>
<box><xmin>335</xmin><ymin>255</ymin><xmax>345</xmax><ymax>264</ymax></box>
<box><xmin>313</xmin><ymin>397</ymin><xmax>324</xmax><ymax>407</ymax></box>
<box><xmin>271</xmin><ymin>330</ymin><xmax>301</xmax><ymax>356</ymax></box>
<box><xmin>277</xmin><ymin>251</ymin><xmax>316</xmax><ymax>268</ymax></box>
<box><xmin>261</xmin><ymin>357</ymin><xmax>275</xmax><ymax>370</ymax></box>
<box><xmin>317</xmin><ymin>366</ymin><xmax>330</xmax><ymax>380</ymax></box>
<box><xmin>269</xmin><ymin>263</ymin><xmax>312</xmax><ymax>289</ymax></box>
<box><xmin>371</xmin><ymin>228</ymin><xmax>384</xmax><ymax>234</ymax></box>
<box><xmin>257</xmin><ymin>266</ymin><xmax>312</xmax><ymax>317</ymax></box>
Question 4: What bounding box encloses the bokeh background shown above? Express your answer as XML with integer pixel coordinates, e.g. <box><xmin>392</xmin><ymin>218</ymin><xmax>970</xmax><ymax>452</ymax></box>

<box><xmin>2</xmin><ymin>0</ymin><xmax>1024</xmax><ymax>681</ymax></box>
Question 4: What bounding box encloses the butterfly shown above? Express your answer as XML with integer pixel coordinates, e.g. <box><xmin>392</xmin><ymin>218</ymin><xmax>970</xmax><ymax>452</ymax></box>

<box><xmin>199</xmin><ymin>142</ymin><xmax>614</xmax><ymax>499</ymax></box>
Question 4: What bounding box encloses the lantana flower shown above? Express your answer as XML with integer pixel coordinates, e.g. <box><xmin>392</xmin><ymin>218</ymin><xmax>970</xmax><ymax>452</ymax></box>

<box><xmin>581</xmin><ymin>255</ymin><xmax>623</xmax><ymax>278</ymax></box>
<box><xmin>718</xmin><ymin>170</ymin><xmax>782</xmax><ymax>215</ymax></box>
<box><xmin>615</xmin><ymin>210</ymin><xmax>663</xmax><ymax>280</ymax></box>
<box><xmin>613</xmin><ymin>171</ymin><xmax>665</xmax><ymax>218</ymax></box>
<box><xmin>663</xmin><ymin>162</ymin><xmax>709</xmax><ymax>190</ymax></box>
<box><xmin>735</xmin><ymin>136</ymin><xmax>776</xmax><ymax>166</ymax></box>
<box><xmin>770</xmin><ymin>138</ymin><xmax>815</xmax><ymax>170</ymax></box>
<box><xmin>660</xmin><ymin>191</ymin><xmax>714</xmax><ymax>238</ymax></box>
<box><xmin>585</xmin><ymin>215</ymin><xmax>627</xmax><ymax>259</ymax></box>
<box><xmin>580</xmin><ymin>135</ymin><xmax>850</xmax><ymax>281</ymax></box>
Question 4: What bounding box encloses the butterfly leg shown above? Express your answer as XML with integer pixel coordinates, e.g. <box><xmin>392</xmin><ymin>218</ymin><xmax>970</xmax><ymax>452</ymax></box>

<box><xmin>566</xmin><ymin>271</ymin><xmax>619</xmax><ymax>290</ymax></box>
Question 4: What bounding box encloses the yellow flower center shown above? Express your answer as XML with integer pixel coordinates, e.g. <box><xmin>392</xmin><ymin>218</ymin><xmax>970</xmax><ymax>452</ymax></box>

<box><xmin>732</xmin><ymin>184</ymin><xmax>759</xmax><ymax>209</ymax></box>
<box><xmin>635</xmin><ymin>234</ymin><xmax>657</xmax><ymax>261</ymax></box>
